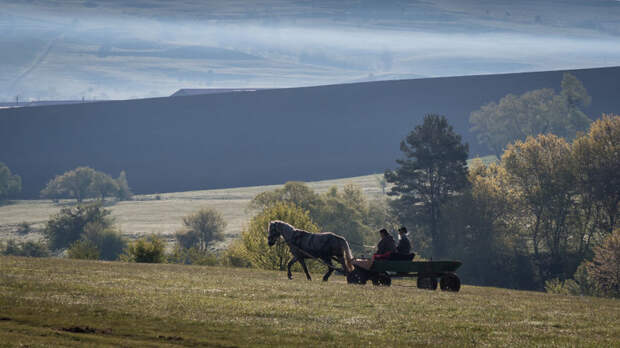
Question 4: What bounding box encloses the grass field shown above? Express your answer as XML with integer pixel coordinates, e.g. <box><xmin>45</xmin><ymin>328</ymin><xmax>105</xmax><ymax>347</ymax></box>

<box><xmin>0</xmin><ymin>173</ymin><xmax>387</xmax><ymax>249</ymax></box>
<box><xmin>0</xmin><ymin>156</ymin><xmax>498</xmax><ymax>251</ymax></box>
<box><xmin>0</xmin><ymin>256</ymin><xmax>618</xmax><ymax>347</ymax></box>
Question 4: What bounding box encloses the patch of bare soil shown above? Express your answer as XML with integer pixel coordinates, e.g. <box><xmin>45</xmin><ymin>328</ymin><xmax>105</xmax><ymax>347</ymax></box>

<box><xmin>60</xmin><ymin>326</ymin><xmax>110</xmax><ymax>334</ymax></box>
<box><xmin>159</xmin><ymin>335</ymin><xmax>183</xmax><ymax>341</ymax></box>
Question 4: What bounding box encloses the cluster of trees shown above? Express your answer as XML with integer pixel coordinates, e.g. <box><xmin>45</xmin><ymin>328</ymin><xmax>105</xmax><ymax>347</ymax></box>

<box><xmin>0</xmin><ymin>162</ymin><xmax>21</xmax><ymax>202</ymax></box>
<box><xmin>41</xmin><ymin>167</ymin><xmax>132</xmax><ymax>202</ymax></box>
<box><xmin>385</xmin><ymin>113</ymin><xmax>619</xmax><ymax>295</ymax></box>
<box><xmin>470</xmin><ymin>73</ymin><xmax>592</xmax><ymax>157</ymax></box>
<box><xmin>250</xmin><ymin>181</ymin><xmax>392</xmax><ymax>253</ymax></box>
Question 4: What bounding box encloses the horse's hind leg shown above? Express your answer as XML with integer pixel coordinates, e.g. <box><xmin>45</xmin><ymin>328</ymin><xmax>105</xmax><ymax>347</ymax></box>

<box><xmin>287</xmin><ymin>256</ymin><xmax>298</xmax><ymax>280</ymax></box>
<box><xmin>299</xmin><ymin>259</ymin><xmax>312</xmax><ymax>280</ymax></box>
<box><xmin>322</xmin><ymin>258</ymin><xmax>334</xmax><ymax>281</ymax></box>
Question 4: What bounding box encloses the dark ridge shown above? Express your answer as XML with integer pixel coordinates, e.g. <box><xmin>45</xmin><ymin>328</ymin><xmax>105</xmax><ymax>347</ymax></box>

<box><xmin>1</xmin><ymin>66</ymin><xmax>619</xmax><ymax>198</ymax></box>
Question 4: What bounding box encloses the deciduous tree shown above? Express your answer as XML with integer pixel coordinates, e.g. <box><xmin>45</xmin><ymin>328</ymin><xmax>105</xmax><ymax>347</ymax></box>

<box><xmin>470</xmin><ymin>73</ymin><xmax>591</xmax><ymax>156</ymax></box>
<box><xmin>502</xmin><ymin>134</ymin><xmax>576</xmax><ymax>279</ymax></box>
<box><xmin>0</xmin><ymin>162</ymin><xmax>21</xmax><ymax>201</ymax></box>
<box><xmin>586</xmin><ymin>228</ymin><xmax>620</xmax><ymax>297</ymax></box>
<box><xmin>178</xmin><ymin>207</ymin><xmax>226</xmax><ymax>251</ymax></box>
<box><xmin>573</xmin><ymin>114</ymin><xmax>620</xmax><ymax>237</ymax></box>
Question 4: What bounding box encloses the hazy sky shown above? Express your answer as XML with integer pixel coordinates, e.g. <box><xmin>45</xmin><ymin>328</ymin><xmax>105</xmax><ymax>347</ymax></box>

<box><xmin>1</xmin><ymin>0</ymin><xmax>619</xmax><ymax>101</ymax></box>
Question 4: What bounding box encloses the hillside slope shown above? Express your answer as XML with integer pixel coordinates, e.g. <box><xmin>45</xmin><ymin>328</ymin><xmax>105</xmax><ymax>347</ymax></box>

<box><xmin>0</xmin><ymin>256</ymin><xmax>618</xmax><ymax>347</ymax></box>
<box><xmin>1</xmin><ymin>67</ymin><xmax>619</xmax><ymax>197</ymax></box>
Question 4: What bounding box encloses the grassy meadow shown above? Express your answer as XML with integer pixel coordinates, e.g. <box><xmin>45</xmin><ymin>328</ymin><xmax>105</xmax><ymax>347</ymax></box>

<box><xmin>0</xmin><ymin>256</ymin><xmax>618</xmax><ymax>347</ymax></box>
<box><xmin>0</xmin><ymin>156</ymin><xmax>498</xmax><ymax>250</ymax></box>
<box><xmin>0</xmin><ymin>174</ymin><xmax>387</xmax><ymax>249</ymax></box>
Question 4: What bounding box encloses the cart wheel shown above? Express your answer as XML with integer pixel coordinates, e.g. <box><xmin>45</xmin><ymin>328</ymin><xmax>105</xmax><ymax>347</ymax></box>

<box><xmin>417</xmin><ymin>276</ymin><xmax>438</xmax><ymax>290</ymax></box>
<box><xmin>347</xmin><ymin>268</ymin><xmax>368</xmax><ymax>285</ymax></box>
<box><xmin>440</xmin><ymin>274</ymin><xmax>461</xmax><ymax>292</ymax></box>
<box><xmin>371</xmin><ymin>273</ymin><xmax>392</xmax><ymax>287</ymax></box>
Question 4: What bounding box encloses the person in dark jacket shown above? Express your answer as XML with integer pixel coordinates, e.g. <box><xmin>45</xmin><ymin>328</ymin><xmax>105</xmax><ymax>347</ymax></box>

<box><xmin>396</xmin><ymin>226</ymin><xmax>411</xmax><ymax>255</ymax></box>
<box><xmin>374</xmin><ymin>228</ymin><xmax>396</xmax><ymax>260</ymax></box>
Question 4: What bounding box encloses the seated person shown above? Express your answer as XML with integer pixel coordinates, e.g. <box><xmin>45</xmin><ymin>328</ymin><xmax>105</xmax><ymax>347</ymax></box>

<box><xmin>392</xmin><ymin>226</ymin><xmax>415</xmax><ymax>261</ymax></box>
<box><xmin>373</xmin><ymin>228</ymin><xmax>396</xmax><ymax>260</ymax></box>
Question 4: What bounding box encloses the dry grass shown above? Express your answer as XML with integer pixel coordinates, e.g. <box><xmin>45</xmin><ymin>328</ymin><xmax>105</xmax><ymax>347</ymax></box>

<box><xmin>0</xmin><ymin>156</ymin><xmax>496</xmax><ymax>248</ymax></box>
<box><xmin>0</xmin><ymin>174</ymin><xmax>387</xmax><ymax>247</ymax></box>
<box><xmin>0</xmin><ymin>256</ymin><xmax>618</xmax><ymax>347</ymax></box>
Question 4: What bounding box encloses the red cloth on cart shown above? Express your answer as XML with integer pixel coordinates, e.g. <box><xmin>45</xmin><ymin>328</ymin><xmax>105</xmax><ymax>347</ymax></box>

<box><xmin>373</xmin><ymin>251</ymin><xmax>393</xmax><ymax>260</ymax></box>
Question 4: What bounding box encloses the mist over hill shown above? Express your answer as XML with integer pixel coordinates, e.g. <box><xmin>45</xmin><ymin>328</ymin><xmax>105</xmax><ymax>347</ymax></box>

<box><xmin>1</xmin><ymin>66</ymin><xmax>619</xmax><ymax>198</ymax></box>
<box><xmin>2</xmin><ymin>0</ymin><xmax>619</xmax><ymax>101</ymax></box>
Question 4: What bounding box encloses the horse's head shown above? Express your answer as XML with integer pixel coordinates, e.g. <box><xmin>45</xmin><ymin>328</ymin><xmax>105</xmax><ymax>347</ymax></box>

<box><xmin>267</xmin><ymin>221</ymin><xmax>281</xmax><ymax>247</ymax></box>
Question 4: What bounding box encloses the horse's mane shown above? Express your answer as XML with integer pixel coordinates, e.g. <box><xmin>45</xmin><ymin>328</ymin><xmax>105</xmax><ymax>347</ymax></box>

<box><xmin>271</xmin><ymin>220</ymin><xmax>294</xmax><ymax>232</ymax></box>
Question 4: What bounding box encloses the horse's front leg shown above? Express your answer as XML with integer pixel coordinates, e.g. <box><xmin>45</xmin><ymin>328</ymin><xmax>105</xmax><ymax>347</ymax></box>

<box><xmin>287</xmin><ymin>256</ymin><xmax>298</xmax><ymax>280</ymax></box>
<box><xmin>322</xmin><ymin>258</ymin><xmax>334</xmax><ymax>282</ymax></box>
<box><xmin>299</xmin><ymin>258</ymin><xmax>312</xmax><ymax>280</ymax></box>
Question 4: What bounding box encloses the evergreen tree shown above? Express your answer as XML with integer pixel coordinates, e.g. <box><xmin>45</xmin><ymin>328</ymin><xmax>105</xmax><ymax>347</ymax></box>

<box><xmin>385</xmin><ymin>114</ymin><xmax>469</xmax><ymax>258</ymax></box>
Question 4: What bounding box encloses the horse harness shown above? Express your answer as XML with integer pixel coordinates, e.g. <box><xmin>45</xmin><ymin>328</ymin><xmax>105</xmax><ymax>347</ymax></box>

<box><xmin>284</xmin><ymin>231</ymin><xmax>343</xmax><ymax>272</ymax></box>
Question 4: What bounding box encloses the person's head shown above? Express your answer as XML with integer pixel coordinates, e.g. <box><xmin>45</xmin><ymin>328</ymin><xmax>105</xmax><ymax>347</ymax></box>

<box><xmin>398</xmin><ymin>226</ymin><xmax>408</xmax><ymax>235</ymax></box>
<box><xmin>379</xmin><ymin>228</ymin><xmax>388</xmax><ymax>238</ymax></box>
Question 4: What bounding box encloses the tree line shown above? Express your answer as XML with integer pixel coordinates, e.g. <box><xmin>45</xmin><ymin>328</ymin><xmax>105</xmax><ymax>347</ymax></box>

<box><xmin>41</xmin><ymin>167</ymin><xmax>132</xmax><ymax>202</ymax></box>
<box><xmin>0</xmin><ymin>164</ymin><xmax>132</xmax><ymax>203</ymax></box>
<box><xmin>385</xmin><ymin>113</ymin><xmax>618</xmax><ymax>295</ymax></box>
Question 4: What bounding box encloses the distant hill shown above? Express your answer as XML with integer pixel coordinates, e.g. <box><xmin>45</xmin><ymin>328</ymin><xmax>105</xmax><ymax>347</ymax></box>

<box><xmin>1</xmin><ymin>66</ymin><xmax>619</xmax><ymax>198</ymax></box>
<box><xmin>170</xmin><ymin>88</ymin><xmax>271</xmax><ymax>97</ymax></box>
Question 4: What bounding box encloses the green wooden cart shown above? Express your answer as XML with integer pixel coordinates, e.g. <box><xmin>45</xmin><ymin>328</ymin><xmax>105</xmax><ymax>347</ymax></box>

<box><xmin>347</xmin><ymin>259</ymin><xmax>463</xmax><ymax>291</ymax></box>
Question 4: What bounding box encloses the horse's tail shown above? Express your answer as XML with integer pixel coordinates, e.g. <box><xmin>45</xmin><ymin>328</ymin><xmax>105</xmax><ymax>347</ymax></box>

<box><xmin>342</xmin><ymin>240</ymin><xmax>354</xmax><ymax>274</ymax></box>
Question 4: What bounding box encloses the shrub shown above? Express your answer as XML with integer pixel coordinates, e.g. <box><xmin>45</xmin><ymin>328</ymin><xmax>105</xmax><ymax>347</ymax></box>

<box><xmin>44</xmin><ymin>202</ymin><xmax>112</xmax><ymax>250</ymax></box>
<box><xmin>122</xmin><ymin>235</ymin><xmax>166</xmax><ymax>263</ymax></box>
<box><xmin>175</xmin><ymin>229</ymin><xmax>200</xmax><ymax>250</ymax></box>
<box><xmin>237</xmin><ymin>202</ymin><xmax>321</xmax><ymax>271</ymax></box>
<box><xmin>1</xmin><ymin>240</ymin><xmax>50</xmax><ymax>257</ymax></box>
<box><xmin>544</xmin><ymin>278</ymin><xmax>580</xmax><ymax>296</ymax></box>
<box><xmin>67</xmin><ymin>240</ymin><xmax>100</xmax><ymax>260</ymax></box>
<box><xmin>168</xmin><ymin>246</ymin><xmax>219</xmax><ymax>266</ymax></box>
<box><xmin>222</xmin><ymin>238</ymin><xmax>252</xmax><ymax>268</ymax></box>
<box><xmin>179</xmin><ymin>208</ymin><xmax>226</xmax><ymax>251</ymax></box>
<box><xmin>17</xmin><ymin>222</ymin><xmax>31</xmax><ymax>235</ymax></box>
<box><xmin>82</xmin><ymin>222</ymin><xmax>127</xmax><ymax>260</ymax></box>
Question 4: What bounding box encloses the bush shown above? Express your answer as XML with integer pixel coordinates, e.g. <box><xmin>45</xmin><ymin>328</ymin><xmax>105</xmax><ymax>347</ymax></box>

<box><xmin>122</xmin><ymin>235</ymin><xmax>166</xmax><ymax>263</ymax></box>
<box><xmin>544</xmin><ymin>278</ymin><xmax>581</xmax><ymax>296</ymax></box>
<box><xmin>44</xmin><ymin>202</ymin><xmax>112</xmax><ymax>250</ymax></box>
<box><xmin>1</xmin><ymin>240</ymin><xmax>50</xmax><ymax>257</ymax></box>
<box><xmin>222</xmin><ymin>238</ymin><xmax>252</xmax><ymax>268</ymax></box>
<box><xmin>67</xmin><ymin>240</ymin><xmax>100</xmax><ymax>260</ymax></box>
<box><xmin>175</xmin><ymin>229</ymin><xmax>200</xmax><ymax>250</ymax></box>
<box><xmin>82</xmin><ymin>222</ymin><xmax>127</xmax><ymax>260</ymax></box>
<box><xmin>168</xmin><ymin>246</ymin><xmax>219</xmax><ymax>266</ymax></box>
<box><xmin>236</xmin><ymin>202</ymin><xmax>321</xmax><ymax>271</ymax></box>
<box><xmin>17</xmin><ymin>222</ymin><xmax>31</xmax><ymax>235</ymax></box>
<box><xmin>179</xmin><ymin>208</ymin><xmax>226</xmax><ymax>251</ymax></box>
